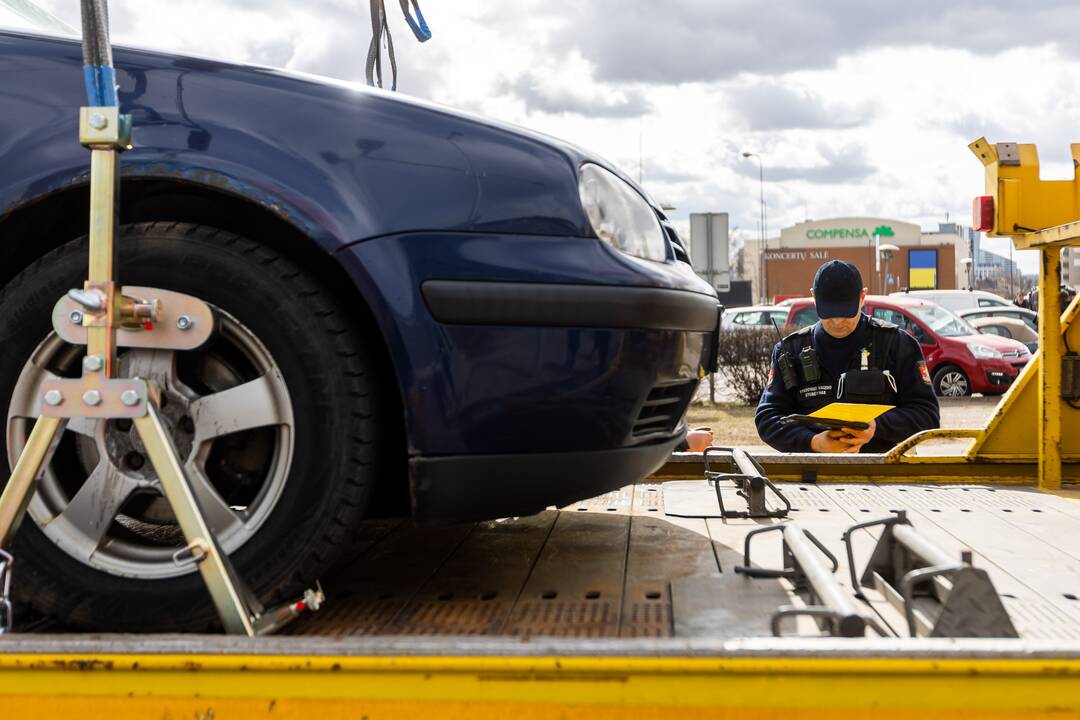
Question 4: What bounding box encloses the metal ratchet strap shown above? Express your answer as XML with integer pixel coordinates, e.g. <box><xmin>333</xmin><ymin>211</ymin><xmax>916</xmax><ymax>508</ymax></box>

<box><xmin>398</xmin><ymin>0</ymin><xmax>432</xmax><ymax>41</ymax></box>
<box><xmin>366</xmin><ymin>0</ymin><xmax>431</xmax><ymax>91</ymax></box>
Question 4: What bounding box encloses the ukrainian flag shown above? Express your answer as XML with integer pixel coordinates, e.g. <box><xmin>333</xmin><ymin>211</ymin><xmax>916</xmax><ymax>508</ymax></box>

<box><xmin>909</xmin><ymin>250</ymin><xmax>937</xmax><ymax>289</ymax></box>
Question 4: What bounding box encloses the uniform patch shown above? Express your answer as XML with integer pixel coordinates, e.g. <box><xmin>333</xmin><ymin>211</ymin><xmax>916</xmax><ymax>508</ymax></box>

<box><xmin>918</xmin><ymin>361</ymin><xmax>931</xmax><ymax>385</ymax></box>
<box><xmin>768</xmin><ymin>366</ymin><xmax>776</xmax><ymax>386</ymax></box>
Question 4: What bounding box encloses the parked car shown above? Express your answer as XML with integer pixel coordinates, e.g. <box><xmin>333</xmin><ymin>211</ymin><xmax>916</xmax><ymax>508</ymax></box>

<box><xmin>721</xmin><ymin>305</ymin><xmax>789</xmax><ymax>331</ymax></box>
<box><xmin>957</xmin><ymin>306</ymin><xmax>1038</xmax><ymax>333</ymax></box>
<box><xmin>890</xmin><ymin>289</ymin><xmax>1015</xmax><ymax>313</ymax></box>
<box><xmin>968</xmin><ymin>317</ymin><xmax>1039</xmax><ymax>354</ymax></box>
<box><xmin>785</xmin><ymin>296</ymin><xmax>1030</xmax><ymax>397</ymax></box>
<box><xmin>0</xmin><ymin>7</ymin><xmax>720</xmax><ymax>630</ymax></box>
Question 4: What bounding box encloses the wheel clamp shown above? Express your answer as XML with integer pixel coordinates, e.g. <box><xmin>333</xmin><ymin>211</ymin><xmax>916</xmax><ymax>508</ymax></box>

<box><xmin>735</xmin><ymin>522</ymin><xmax>884</xmax><ymax>638</ymax></box>
<box><xmin>0</xmin><ymin>0</ymin><xmax>321</xmax><ymax>636</ymax></box>
<box><xmin>842</xmin><ymin>510</ymin><xmax>1018</xmax><ymax>638</ymax></box>
<box><xmin>703</xmin><ymin>446</ymin><xmax>791</xmax><ymax>519</ymax></box>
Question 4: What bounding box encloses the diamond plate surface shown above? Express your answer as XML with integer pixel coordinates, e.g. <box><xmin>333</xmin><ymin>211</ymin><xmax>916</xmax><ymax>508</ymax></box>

<box><xmin>382</xmin><ymin>513</ymin><xmax>557</xmax><ymax>636</ymax></box>
<box><xmin>503</xmin><ymin>512</ymin><xmax>629</xmax><ymax>638</ymax></box>
<box><xmin>506</xmin><ymin>600</ymin><xmax>618</xmax><ymax>638</ymax></box>
<box><xmin>1004</xmin><ymin>598</ymin><xmax>1080</xmax><ymax>640</ymax></box>
<box><xmin>562</xmin><ymin>486</ymin><xmax>633</xmax><ymax>514</ymax></box>
<box><xmin>782</xmin><ymin>485</ymin><xmax>838</xmax><ymax>510</ymax></box>
<box><xmin>633</xmin><ymin>484</ymin><xmax>665</xmax><ymax>514</ymax></box>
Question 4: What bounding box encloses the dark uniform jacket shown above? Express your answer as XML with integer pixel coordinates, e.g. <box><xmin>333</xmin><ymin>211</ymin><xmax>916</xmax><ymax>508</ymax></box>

<box><xmin>755</xmin><ymin>314</ymin><xmax>940</xmax><ymax>453</ymax></box>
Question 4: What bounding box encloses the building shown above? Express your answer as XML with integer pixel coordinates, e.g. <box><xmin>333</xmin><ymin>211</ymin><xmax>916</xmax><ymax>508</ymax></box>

<box><xmin>742</xmin><ymin>217</ymin><xmax>974</xmax><ymax>302</ymax></box>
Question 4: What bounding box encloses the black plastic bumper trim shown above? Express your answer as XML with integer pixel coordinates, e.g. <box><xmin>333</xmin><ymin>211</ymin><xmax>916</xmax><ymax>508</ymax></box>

<box><xmin>408</xmin><ymin>438</ymin><xmax>680</xmax><ymax>526</ymax></box>
<box><xmin>421</xmin><ymin>280</ymin><xmax>720</xmax><ymax>332</ymax></box>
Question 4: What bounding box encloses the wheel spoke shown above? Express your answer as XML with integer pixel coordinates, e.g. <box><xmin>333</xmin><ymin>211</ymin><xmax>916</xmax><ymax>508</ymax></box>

<box><xmin>181</xmin><ymin>460</ymin><xmax>248</xmax><ymax>540</ymax></box>
<box><xmin>8</xmin><ymin>370</ymin><xmax>61</xmax><ymax>419</ymax></box>
<box><xmin>46</xmin><ymin>461</ymin><xmax>138</xmax><ymax>560</ymax></box>
<box><xmin>189</xmin><ymin>372</ymin><xmax>291</xmax><ymax>445</ymax></box>
<box><xmin>66</xmin><ymin>416</ymin><xmax>99</xmax><ymax>438</ymax></box>
<box><xmin>124</xmin><ymin>349</ymin><xmax>178</xmax><ymax>389</ymax></box>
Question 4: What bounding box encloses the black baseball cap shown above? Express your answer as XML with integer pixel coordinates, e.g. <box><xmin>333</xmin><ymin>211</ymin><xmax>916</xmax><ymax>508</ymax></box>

<box><xmin>812</xmin><ymin>260</ymin><xmax>863</xmax><ymax>319</ymax></box>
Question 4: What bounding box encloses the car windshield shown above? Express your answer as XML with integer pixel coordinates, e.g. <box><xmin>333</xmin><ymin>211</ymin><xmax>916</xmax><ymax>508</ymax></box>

<box><xmin>0</xmin><ymin>0</ymin><xmax>77</xmax><ymax>36</ymax></box>
<box><xmin>909</xmin><ymin>303</ymin><xmax>976</xmax><ymax>338</ymax></box>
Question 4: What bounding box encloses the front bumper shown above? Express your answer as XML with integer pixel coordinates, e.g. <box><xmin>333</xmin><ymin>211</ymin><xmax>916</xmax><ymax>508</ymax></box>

<box><xmin>974</xmin><ymin>359</ymin><xmax>1024</xmax><ymax>392</ymax></box>
<box><xmin>337</xmin><ymin>232</ymin><xmax>719</xmax><ymax>523</ymax></box>
<box><xmin>410</xmin><ymin>439</ymin><xmax>679</xmax><ymax>525</ymax></box>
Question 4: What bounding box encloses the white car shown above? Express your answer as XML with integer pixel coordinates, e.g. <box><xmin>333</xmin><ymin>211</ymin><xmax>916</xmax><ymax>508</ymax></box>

<box><xmin>721</xmin><ymin>305</ymin><xmax>790</xmax><ymax>331</ymax></box>
<box><xmin>957</xmin><ymin>306</ymin><xmax>1038</xmax><ymax>333</ymax></box>
<box><xmin>890</xmin><ymin>289</ymin><xmax>1014</xmax><ymax>313</ymax></box>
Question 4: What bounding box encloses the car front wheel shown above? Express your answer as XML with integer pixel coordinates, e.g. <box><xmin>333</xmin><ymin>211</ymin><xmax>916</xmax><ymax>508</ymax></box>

<box><xmin>931</xmin><ymin>365</ymin><xmax>970</xmax><ymax>397</ymax></box>
<box><xmin>0</xmin><ymin>223</ymin><xmax>385</xmax><ymax>631</ymax></box>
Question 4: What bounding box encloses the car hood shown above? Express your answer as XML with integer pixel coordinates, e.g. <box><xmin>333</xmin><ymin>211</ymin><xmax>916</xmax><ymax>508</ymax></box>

<box><xmin>955</xmin><ymin>333</ymin><xmax>1029</xmax><ymax>354</ymax></box>
<box><xmin>3</xmin><ymin>30</ymin><xmax>670</xmax><ymax>247</ymax></box>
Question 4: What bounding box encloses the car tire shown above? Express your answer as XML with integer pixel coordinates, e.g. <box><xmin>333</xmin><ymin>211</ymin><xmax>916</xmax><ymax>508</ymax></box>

<box><xmin>931</xmin><ymin>365</ymin><xmax>970</xmax><ymax>397</ymax></box>
<box><xmin>0</xmin><ymin>223</ymin><xmax>384</xmax><ymax>631</ymax></box>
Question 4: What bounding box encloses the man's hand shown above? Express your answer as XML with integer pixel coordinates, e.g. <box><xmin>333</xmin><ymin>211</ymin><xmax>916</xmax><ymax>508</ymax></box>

<box><xmin>686</xmin><ymin>428</ymin><xmax>714</xmax><ymax>453</ymax></box>
<box><xmin>810</xmin><ymin>430</ymin><xmax>854</xmax><ymax>453</ymax></box>
<box><xmin>837</xmin><ymin>419</ymin><xmax>876</xmax><ymax>452</ymax></box>
<box><xmin>810</xmin><ymin>419</ymin><xmax>876</xmax><ymax>453</ymax></box>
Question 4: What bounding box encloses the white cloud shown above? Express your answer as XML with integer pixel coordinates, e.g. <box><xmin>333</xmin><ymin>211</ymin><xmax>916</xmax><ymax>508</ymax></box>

<box><xmin>28</xmin><ymin>0</ymin><xmax>1080</xmax><ymax>275</ymax></box>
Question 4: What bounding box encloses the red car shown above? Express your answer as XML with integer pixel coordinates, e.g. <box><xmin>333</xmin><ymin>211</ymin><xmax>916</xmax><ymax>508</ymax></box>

<box><xmin>784</xmin><ymin>295</ymin><xmax>1031</xmax><ymax>396</ymax></box>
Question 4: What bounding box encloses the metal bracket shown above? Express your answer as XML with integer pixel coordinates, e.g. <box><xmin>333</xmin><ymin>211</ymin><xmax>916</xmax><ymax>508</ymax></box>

<box><xmin>79</xmin><ymin>106</ymin><xmax>131</xmax><ymax>149</ymax></box>
<box><xmin>734</xmin><ymin>523</ymin><xmax>881</xmax><ymax>638</ymax></box>
<box><xmin>843</xmin><ymin>510</ymin><xmax>1018</xmax><ymax>638</ymax></box>
<box><xmin>703</xmin><ymin>446</ymin><xmax>791</xmax><ymax>519</ymax></box>
<box><xmin>1062</xmin><ymin>354</ymin><xmax>1080</xmax><ymax>401</ymax></box>
<box><xmin>0</xmin><ymin>549</ymin><xmax>12</xmax><ymax>635</ymax></box>
<box><xmin>38</xmin><ymin>377</ymin><xmax>148</xmax><ymax>419</ymax></box>
<box><xmin>995</xmin><ymin>141</ymin><xmax>1020</xmax><ymax>166</ymax></box>
<box><xmin>53</xmin><ymin>286</ymin><xmax>216</xmax><ymax>351</ymax></box>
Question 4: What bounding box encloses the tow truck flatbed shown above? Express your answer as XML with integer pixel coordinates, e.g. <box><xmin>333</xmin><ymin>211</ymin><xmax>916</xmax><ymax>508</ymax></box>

<box><xmin>4</xmin><ymin>478</ymin><xmax>1080</xmax><ymax>718</ymax></box>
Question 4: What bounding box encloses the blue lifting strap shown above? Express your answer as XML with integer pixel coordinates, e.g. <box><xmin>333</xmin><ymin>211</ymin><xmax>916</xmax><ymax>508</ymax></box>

<box><xmin>80</xmin><ymin>0</ymin><xmax>118</xmax><ymax>106</ymax></box>
<box><xmin>366</xmin><ymin>0</ymin><xmax>430</xmax><ymax>92</ymax></box>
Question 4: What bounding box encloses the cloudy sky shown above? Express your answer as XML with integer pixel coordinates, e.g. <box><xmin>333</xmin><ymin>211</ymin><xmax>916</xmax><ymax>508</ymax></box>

<box><xmin>24</xmin><ymin>0</ymin><xmax>1080</xmax><ymax>273</ymax></box>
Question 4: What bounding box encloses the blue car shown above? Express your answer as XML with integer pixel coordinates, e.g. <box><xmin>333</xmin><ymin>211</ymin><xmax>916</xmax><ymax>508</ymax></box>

<box><xmin>0</xmin><ymin>4</ymin><xmax>719</xmax><ymax>630</ymax></box>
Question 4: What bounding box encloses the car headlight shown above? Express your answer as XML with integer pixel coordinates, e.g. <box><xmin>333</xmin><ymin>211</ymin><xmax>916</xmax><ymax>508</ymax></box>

<box><xmin>578</xmin><ymin>163</ymin><xmax>667</xmax><ymax>262</ymax></box>
<box><xmin>968</xmin><ymin>343</ymin><xmax>1002</xmax><ymax>359</ymax></box>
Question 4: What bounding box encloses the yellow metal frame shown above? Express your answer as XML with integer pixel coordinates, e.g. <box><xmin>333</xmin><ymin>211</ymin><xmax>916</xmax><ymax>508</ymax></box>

<box><xmin>967</xmin><ymin>136</ymin><xmax>1080</xmax><ymax>490</ymax></box>
<box><xmin>0</xmin><ymin>652</ymin><xmax>1077</xmax><ymax>718</ymax></box>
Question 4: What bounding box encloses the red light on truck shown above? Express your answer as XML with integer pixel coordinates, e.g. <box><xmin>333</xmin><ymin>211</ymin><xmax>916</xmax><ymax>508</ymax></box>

<box><xmin>973</xmin><ymin>195</ymin><xmax>994</xmax><ymax>232</ymax></box>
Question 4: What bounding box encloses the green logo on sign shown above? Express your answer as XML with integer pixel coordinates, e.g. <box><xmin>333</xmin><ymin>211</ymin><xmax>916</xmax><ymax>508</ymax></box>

<box><xmin>873</xmin><ymin>225</ymin><xmax>895</xmax><ymax>237</ymax></box>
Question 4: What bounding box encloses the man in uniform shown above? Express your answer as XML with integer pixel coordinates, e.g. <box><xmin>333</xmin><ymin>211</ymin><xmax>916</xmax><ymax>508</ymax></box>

<box><xmin>756</xmin><ymin>260</ymin><xmax>939</xmax><ymax>453</ymax></box>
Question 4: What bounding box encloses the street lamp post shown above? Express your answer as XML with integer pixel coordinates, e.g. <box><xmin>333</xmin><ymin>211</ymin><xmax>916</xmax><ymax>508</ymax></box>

<box><xmin>879</xmin><ymin>243</ymin><xmax>899</xmax><ymax>294</ymax></box>
<box><xmin>742</xmin><ymin>152</ymin><xmax>767</xmax><ymax>301</ymax></box>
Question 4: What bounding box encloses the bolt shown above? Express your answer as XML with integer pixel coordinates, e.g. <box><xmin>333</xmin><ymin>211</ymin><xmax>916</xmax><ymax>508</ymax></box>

<box><xmin>88</xmin><ymin>113</ymin><xmax>108</xmax><ymax>130</ymax></box>
<box><xmin>124</xmin><ymin>452</ymin><xmax>145</xmax><ymax>471</ymax></box>
<box><xmin>82</xmin><ymin>389</ymin><xmax>102</xmax><ymax>407</ymax></box>
<box><xmin>176</xmin><ymin>315</ymin><xmax>194</xmax><ymax>331</ymax></box>
<box><xmin>120</xmin><ymin>390</ymin><xmax>141</xmax><ymax>407</ymax></box>
<box><xmin>69</xmin><ymin>310</ymin><xmax>84</xmax><ymax>325</ymax></box>
<box><xmin>43</xmin><ymin>390</ymin><xmax>64</xmax><ymax>407</ymax></box>
<box><xmin>82</xmin><ymin>355</ymin><xmax>103</xmax><ymax>373</ymax></box>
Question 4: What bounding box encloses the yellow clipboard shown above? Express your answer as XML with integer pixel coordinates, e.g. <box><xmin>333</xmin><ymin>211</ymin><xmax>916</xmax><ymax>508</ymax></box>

<box><xmin>781</xmin><ymin>402</ymin><xmax>893</xmax><ymax>430</ymax></box>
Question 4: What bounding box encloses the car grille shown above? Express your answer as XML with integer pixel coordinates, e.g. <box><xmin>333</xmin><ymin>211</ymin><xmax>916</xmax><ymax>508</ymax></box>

<box><xmin>631</xmin><ymin>380</ymin><xmax>697</xmax><ymax>439</ymax></box>
<box><xmin>1002</xmin><ymin>349</ymin><xmax>1029</xmax><ymax>366</ymax></box>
